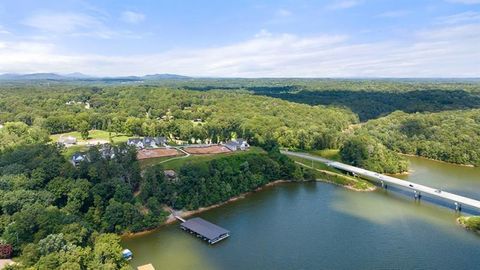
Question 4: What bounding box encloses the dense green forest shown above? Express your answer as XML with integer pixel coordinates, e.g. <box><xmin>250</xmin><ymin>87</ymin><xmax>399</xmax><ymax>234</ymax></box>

<box><xmin>0</xmin><ymin>144</ymin><xmax>139</xmax><ymax>269</ymax></box>
<box><xmin>2</xmin><ymin>80</ymin><xmax>480</xmax><ymax>169</ymax></box>
<box><xmin>146</xmin><ymin>78</ymin><xmax>480</xmax><ymax>121</ymax></box>
<box><xmin>358</xmin><ymin>110</ymin><xmax>480</xmax><ymax>166</ymax></box>
<box><xmin>0</xmin><ymin>85</ymin><xmax>356</xmax><ymax>150</ymax></box>
<box><xmin>0</xmin><ymin>139</ymin><xmax>308</xmax><ymax>268</ymax></box>
<box><xmin>340</xmin><ymin>133</ymin><xmax>408</xmax><ymax>174</ymax></box>
<box><xmin>258</xmin><ymin>89</ymin><xmax>480</xmax><ymax>121</ymax></box>
<box><xmin>143</xmin><ymin>148</ymin><xmax>312</xmax><ymax>210</ymax></box>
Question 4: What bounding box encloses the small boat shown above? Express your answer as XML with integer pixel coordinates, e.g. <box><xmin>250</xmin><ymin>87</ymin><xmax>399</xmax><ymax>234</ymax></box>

<box><xmin>122</xmin><ymin>249</ymin><xmax>133</xmax><ymax>260</ymax></box>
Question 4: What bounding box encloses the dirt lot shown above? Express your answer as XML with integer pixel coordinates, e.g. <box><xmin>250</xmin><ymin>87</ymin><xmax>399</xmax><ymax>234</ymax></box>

<box><xmin>184</xmin><ymin>145</ymin><xmax>231</xmax><ymax>155</ymax></box>
<box><xmin>137</xmin><ymin>148</ymin><xmax>181</xmax><ymax>160</ymax></box>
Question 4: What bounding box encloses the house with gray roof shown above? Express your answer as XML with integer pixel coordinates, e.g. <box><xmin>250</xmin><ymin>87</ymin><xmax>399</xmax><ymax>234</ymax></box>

<box><xmin>128</xmin><ymin>137</ymin><xmax>168</xmax><ymax>149</ymax></box>
<box><xmin>127</xmin><ymin>138</ymin><xmax>144</xmax><ymax>149</ymax></box>
<box><xmin>144</xmin><ymin>136</ymin><xmax>167</xmax><ymax>148</ymax></box>
<box><xmin>223</xmin><ymin>138</ymin><xmax>249</xmax><ymax>151</ymax></box>
<box><xmin>70</xmin><ymin>153</ymin><xmax>88</xmax><ymax>166</ymax></box>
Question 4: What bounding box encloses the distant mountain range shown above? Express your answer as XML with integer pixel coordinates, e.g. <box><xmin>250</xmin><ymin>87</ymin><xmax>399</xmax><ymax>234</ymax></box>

<box><xmin>0</xmin><ymin>73</ymin><xmax>191</xmax><ymax>81</ymax></box>
<box><xmin>1</xmin><ymin>73</ymin><xmax>478</xmax><ymax>83</ymax></box>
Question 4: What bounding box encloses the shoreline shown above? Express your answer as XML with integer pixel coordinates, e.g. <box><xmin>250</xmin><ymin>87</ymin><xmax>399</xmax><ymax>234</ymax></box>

<box><xmin>122</xmin><ymin>173</ymin><xmax>379</xmax><ymax>239</ymax></box>
<box><xmin>387</xmin><ymin>170</ymin><xmax>410</xmax><ymax>176</ymax></box>
<box><xmin>294</xmin><ymin>161</ymin><xmax>376</xmax><ymax>192</ymax></box>
<box><xmin>122</xmin><ymin>179</ymin><xmax>291</xmax><ymax>238</ymax></box>
<box><xmin>457</xmin><ymin>217</ymin><xmax>467</xmax><ymax>229</ymax></box>
<box><xmin>122</xmin><ymin>174</ymin><xmax>379</xmax><ymax>239</ymax></box>
<box><xmin>315</xmin><ymin>178</ymin><xmax>376</xmax><ymax>192</ymax></box>
<box><xmin>400</xmin><ymin>153</ymin><xmax>475</xmax><ymax>168</ymax></box>
<box><xmin>457</xmin><ymin>216</ymin><xmax>480</xmax><ymax>234</ymax></box>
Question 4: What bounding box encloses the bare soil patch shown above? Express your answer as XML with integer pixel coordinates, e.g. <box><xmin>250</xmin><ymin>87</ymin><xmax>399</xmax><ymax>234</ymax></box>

<box><xmin>184</xmin><ymin>145</ymin><xmax>231</xmax><ymax>154</ymax></box>
<box><xmin>137</xmin><ymin>148</ymin><xmax>181</xmax><ymax>160</ymax></box>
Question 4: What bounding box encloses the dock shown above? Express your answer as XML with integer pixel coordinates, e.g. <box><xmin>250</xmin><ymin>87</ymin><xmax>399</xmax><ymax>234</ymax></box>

<box><xmin>137</xmin><ymin>264</ymin><xmax>155</xmax><ymax>270</ymax></box>
<box><xmin>180</xmin><ymin>217</ymin><xmax>230</xmax><ymax>244</ymax></box>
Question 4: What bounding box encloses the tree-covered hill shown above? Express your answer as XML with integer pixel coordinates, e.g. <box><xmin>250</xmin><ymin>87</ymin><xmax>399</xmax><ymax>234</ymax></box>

<box><xmin>145</xmin><ymin>78</ymin><xmax>480</xmax><ymax>121</ymax></box>
<box><xmin>0</xmin><ymin>85</ymin><xmax>358</xmax><ymax>150</ymax></box>
<box><xmin>359</xmin><ymin>110</ymin><xmax>480</xmax><ymax>166</ymax></box>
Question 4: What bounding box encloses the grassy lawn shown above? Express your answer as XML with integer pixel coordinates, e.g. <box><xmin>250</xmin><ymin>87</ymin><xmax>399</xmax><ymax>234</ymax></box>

<box><xmin>140</xmin><ymin>146</ymin><xmax>265</xmax><ymax>171</ymax></box>
<box><xmin>309</xmin><ymin>149</ymin><xmax>341</xmax><ymax>161</ymax></box>
<box><xmin>290</xmin><ymin>155</ymin><xmax>374</xmax><ymax>191</ymax></box>
<box><xmin>62</xmin><ymin>145</ymin><xmax>89</xmax><ymax>158</ymax></box>
<box><xmin>290</xmin><ymin>156</ymin><xmax>332</xmax><ymax>171</ymax></box>
<box><xmin>139</xmin><ymin>156</ymin><xmax>184</xmax><ymax>169</ymax></box>
<box><xmin>50</xmin><ymin>130</ymin><xmax>131</xmax><ymax>144</ymax></box>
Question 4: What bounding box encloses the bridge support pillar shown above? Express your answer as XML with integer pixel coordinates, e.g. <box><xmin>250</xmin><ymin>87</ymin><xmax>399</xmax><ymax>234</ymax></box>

<box><xmin>414</xmin><ymin>190</ymin><xmax>421</xmax><ymax>200</ymax></box>
<box><xmin>454</xmin><ymin>202</ymin><xmax>462</xmax><ymax>212</ymax></box>
<box><xmin>381</xmin><ymin>181</ymin><xmax>387</xmax><ymax>189</ymax></box>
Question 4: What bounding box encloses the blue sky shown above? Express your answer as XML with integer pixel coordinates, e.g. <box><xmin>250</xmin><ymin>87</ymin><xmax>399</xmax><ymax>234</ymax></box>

<box><xmin>0</xmin><ymin>0</ymin><xmax>479</xmax><ymax>77</ymax></box>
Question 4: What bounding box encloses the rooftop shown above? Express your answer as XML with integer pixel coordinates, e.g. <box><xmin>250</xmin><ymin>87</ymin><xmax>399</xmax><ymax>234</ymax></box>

<box><xmin>180</xmin><ymin>217</ymin><xmax>229</xmax><ymax>241</ymax></box>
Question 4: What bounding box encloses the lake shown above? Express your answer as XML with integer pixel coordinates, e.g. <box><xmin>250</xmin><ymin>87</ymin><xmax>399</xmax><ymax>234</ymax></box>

<box><xmin>122</xmin><ymin>157</ymin><xmax>480</xmax><ymax>269</ymax></box>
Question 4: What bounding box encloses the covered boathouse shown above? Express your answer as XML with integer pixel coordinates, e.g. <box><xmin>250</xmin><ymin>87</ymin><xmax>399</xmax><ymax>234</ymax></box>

<box><xmin>180</xmin><ymin>217</ymin><xmax>230</xmax><ymax>244</ymax></box>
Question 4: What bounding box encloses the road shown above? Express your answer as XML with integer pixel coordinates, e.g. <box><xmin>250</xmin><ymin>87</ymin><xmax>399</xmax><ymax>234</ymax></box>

<box><xmin>282</xmin><ymin>150</ymin><xmax>480</xmax><ymax>212</ymax></box>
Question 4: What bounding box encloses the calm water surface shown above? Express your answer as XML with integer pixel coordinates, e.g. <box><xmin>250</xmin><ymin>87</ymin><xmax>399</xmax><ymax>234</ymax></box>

<box><xmin>122</xmin><ymin>157</ymin><xmax>480</xmax><ymax>270</ymax></box>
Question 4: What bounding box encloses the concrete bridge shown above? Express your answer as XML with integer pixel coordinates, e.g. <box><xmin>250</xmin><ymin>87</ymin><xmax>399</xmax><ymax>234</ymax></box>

<box><xmin>282</xmin><ymin>150</ymin><xmax>480</xmax><ymax>212</ymax></box>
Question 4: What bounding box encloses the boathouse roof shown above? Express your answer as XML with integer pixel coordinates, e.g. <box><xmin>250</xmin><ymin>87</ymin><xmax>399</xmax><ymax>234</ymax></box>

<box><xmin>180</xmin><ymin>217</ymin><xmax>229</xmax><ymax>241</ymax></box>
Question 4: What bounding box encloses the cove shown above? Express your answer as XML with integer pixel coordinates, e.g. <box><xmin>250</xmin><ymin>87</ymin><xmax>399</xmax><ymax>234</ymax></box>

<box><xmin>122</xmin><ymin>157</ymin><xmax>480</xmax><ymax>269</ymax></box>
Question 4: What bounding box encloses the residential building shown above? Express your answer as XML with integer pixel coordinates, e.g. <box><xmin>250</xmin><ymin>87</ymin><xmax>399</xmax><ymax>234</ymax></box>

<box><xmin>128</xmin><ymin>137</ymin><xmax>167</xmax><ymax>149</ymax></box>
<box><xmin>223</xmin><ymin>138</ymin><xmax>249</xmax><ymax>151</ymax></box>
<box><xmin>127</xmin><ymin>138</ymin><xmax>144</xmax><ymax>149</ymax></box>
<box><xmin>70</xmin><ymin>153</ymin><xmax>87</xmax><ymax>166</ymax></box>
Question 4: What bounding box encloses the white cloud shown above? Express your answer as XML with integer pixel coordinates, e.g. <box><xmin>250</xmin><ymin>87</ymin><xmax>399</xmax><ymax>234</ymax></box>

<box><xmin>0</xmin><ymin>25</ymin><xmax>9</xmax><ymax>34</ymax></box>
<box><xmin>446</xmin><ymin>0</ymin><xmax>480</xmax><ymax>4</ymax></box>
<box><xmin>436</xmin><ymin>11</ymin><xmax>480</xmax><ymax>24</ymax></box>
<box><xmin>255</xmin><ymin>29</ymin><xmax>273</xmax><ymax>38</ymax></box>
<box><xmin>276</xmin><ymin>9</ymin><xmax>292</xmax><ymax>17</ymax></box>
<box><xmin>327</xmin><ymin>0</ymin><xmax>362</xmax><ymax>10</ymax></box>
<box><xmin>121</xmin><ymin>11</ymin><xmax>145</xmax><ymax>24</ymax></box>
<box><xmin>24</xmin><ymin>12</ymin><xmax>99</xmax><ymax>33</ymax></box>
<box><xmin>377</xmin><ymin>10</ymin><xmax>410</xmax><ymax>18</ymax></box>
<box><xmin>22</xmin><ymin>11</ymin><xmax>146</xmax><ymax>39</ymax></box>
<box><xmin>0</xmin><ymin>23</ymin><xmax>479</xmax><ymax>77</ymax></box>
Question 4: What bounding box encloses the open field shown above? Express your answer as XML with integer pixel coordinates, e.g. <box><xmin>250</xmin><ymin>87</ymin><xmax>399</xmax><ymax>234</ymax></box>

<box><xmin>50</xmin><ymin>130</ymin><xmax>131</xmax><ymax>145</ymax></box>
<box><xmin>183</xmin><ymin>145</ymin><xmax>231</xmax><ymax>154</ymax></box>
<box><xmin>62</xmin><ymin>145</ymin><xmax>89</xmax><ymax>158</ymax></box>
<box><xmin>140</xmin><ymin>146</ymin><xmax>265</xmax><ymax>171</ymax></box>
<box><xmin>137</xmin><ymin>148</ymin><xmax>181</xmax><ymax>160</ymax></box>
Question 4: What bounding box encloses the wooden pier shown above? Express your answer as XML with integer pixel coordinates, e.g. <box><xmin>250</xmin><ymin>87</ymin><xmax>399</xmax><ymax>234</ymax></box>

<box><xmin>137</xmin><ymin>264</ymin><xmax>155</xmax><ymax>270</ymax></box>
